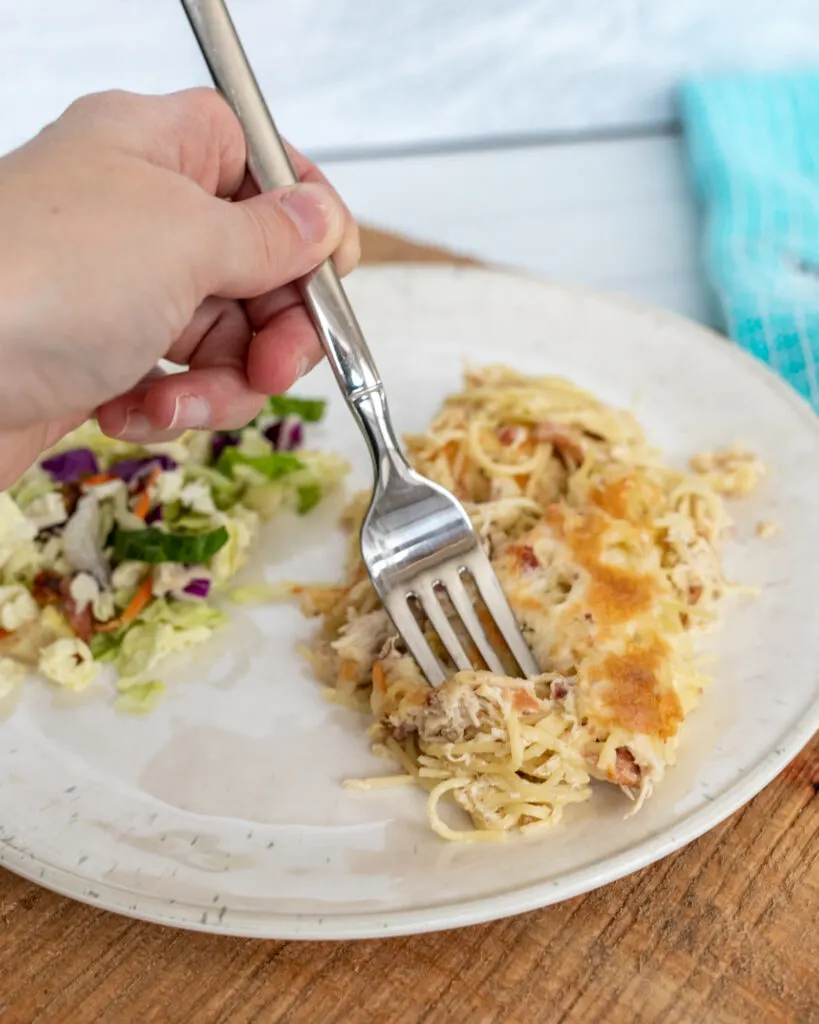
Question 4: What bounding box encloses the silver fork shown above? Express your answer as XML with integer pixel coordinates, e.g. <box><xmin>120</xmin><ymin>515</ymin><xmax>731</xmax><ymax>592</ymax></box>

<box><xmin>180</xmin><ymin>0</ymin><xmax>540</xmax><ymax>686</ymax></box>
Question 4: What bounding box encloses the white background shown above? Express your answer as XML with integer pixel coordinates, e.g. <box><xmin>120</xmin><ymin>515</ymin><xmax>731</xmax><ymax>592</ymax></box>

<box><xmin>1</xmin><ymin>0</ymin><xmax>818</xmax><ymax>155</ymax></box>
<box><xmin>0</xmin><ymin>1</ymin><xmax>814</xmax><ymax>321</ymax></box>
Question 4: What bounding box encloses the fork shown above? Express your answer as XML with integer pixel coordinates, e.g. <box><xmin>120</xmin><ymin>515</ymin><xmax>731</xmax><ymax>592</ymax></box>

<box><xmin>180</xmin><ymin>0</ymin><xmax>540</xmax><ymax>687</ymax></box>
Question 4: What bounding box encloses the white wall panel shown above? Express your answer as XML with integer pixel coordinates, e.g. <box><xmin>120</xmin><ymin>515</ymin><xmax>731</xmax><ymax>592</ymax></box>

<box><xmin>0</xmin><ymin>0</ymin><xmax>817</xmax><ymax>157</ymax></box>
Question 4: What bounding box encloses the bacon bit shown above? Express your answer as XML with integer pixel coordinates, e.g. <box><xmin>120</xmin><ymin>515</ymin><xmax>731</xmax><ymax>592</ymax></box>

<box><xmin>513</xmin><ymin>688</ymin><xmax>539</xmax><ymax>712</ymax></box>
<box><xmin>0</xmin><ymin>628</ymin><xmax>10</xmax><ymax>641</ymax></box>
<box><xmin>83</xmin><ymin>473</ymin><xmax>116</xmax><ymax>487</ymax></box>
<box><xmin>551</xmin><ymin>680</ymin><xmax>568</xmax><ymax>700</ymax></box>
<box><xmin>58</xmin><ymin>579</ymin><xmax>94</xmax><ymax>644</ymax></box>
<box><xmin>132</xmin><ymin>466</ymin><xmax>163</xmax><ymax>520</ymax></box>
<box><xmin>95</xmin><ymin>575</ymin><xmax>153</xmax><ymax>633</ymax></box>
<box><xmin>61</xmin><ymin>483</ymin><xmax>81</xmax><ymax>517</ymax></box>
<box><xmin>532</xmin><ymin>422</ymin><xmax>585</xmax><ymax>465</ymax></box>
<box><xmin>515</xmin><ymin>545</ymin><xmax>540</xmax><ymax>571</ymax></box>
<box><xmin>688</xmin><ymin>583</ymin><xmax>704</xmax><ymax>606</ymax></box>
<box><xmin>31</xmin><ymin>570</ymin><xmax>64</xmax><ymax>606</ymax></box>
<box><xmin>497</xmin><ymin>426</ymin><xmax>517</xmax><ymax>446</ymax></box>
<box><xmin>609</xmin><ymin>747</ymin><xmax>642</xmax><ymax>787</ymax></box>
<box><xmin>372</xmin><ymin>661</ymin><xmax>387</xmax><ymax>694</ymax></box>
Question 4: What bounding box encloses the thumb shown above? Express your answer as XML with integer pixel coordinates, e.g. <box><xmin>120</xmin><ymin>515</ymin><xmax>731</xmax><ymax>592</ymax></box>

<box><xmin>0</xmin><ymin>412</ymin><xmax>88</xmax><ymax>491</ymax></box>
<box><xmin>205</xmin><ymin>181</ymin><xmax>345</xmax><ymax>299</ymax></box>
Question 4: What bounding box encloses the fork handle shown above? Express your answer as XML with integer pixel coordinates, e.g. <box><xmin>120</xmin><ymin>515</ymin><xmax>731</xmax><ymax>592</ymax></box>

<box><xmin>179</xmin><ymin>0</ymin><xmax>382</xmax><ymax>405</ymax></box>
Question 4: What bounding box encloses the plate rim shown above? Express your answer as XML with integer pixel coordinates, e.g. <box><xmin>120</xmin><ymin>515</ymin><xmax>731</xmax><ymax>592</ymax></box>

<box><xmin>0</xmin><ymin>699</ymin><xmax>815</xmax><ymax>940</ymax></box>
<box><xmin>2</xmin><ymin>263</ymin><xmax>818</xmax><ymax>940</ymax></box>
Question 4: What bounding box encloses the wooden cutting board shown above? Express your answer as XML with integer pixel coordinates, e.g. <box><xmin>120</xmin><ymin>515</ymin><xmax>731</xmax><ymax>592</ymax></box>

<box><xmin>0</xmin><ymin>227</ymin><xmax>817</xmax><ymax>1024</ymax></box>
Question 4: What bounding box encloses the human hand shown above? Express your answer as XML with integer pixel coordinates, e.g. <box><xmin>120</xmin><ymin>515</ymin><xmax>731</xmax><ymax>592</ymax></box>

<box><xmin>0</xmin><ymin>87</ymin><xmax>359</xmax><ymax>488</ymax></box>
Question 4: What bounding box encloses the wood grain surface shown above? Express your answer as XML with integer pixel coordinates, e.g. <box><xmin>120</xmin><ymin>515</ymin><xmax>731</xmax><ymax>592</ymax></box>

<box><xmin>0</xmin><ymin>228</ymin><xmax>816</xmax><ymax>1024</ymax></box>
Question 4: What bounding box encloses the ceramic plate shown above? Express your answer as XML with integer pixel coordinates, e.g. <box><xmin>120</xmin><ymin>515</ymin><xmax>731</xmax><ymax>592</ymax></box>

<box><xmin>2</xmin><ymin>266</ymin><xmax>818</xmax><ymax>940</ymax></box>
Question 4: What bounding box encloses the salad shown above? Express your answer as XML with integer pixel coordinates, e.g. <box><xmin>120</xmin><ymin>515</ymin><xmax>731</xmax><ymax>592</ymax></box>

<box><xmin>0</xmin><ymin>395</ymin><xmax>346</xmax><ymax>711</ymax></box>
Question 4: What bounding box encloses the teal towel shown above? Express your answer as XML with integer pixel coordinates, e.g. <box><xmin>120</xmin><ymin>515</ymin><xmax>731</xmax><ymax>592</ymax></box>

<box><xmin>679</xmin><ymin>72</ymin><xmax>819</xmax><ymax>410</ymax></box>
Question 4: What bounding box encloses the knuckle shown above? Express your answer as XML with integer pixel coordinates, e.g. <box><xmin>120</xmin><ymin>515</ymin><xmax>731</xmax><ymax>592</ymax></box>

<box><xmin>239</xmin><ymin>201</ymin><xmax>290</xmax><ymax>281</ymax></box>
<box><xmin>64</xmin><ymin>89</ymin><xmax>142</xmax><ymax>123</ymax></box>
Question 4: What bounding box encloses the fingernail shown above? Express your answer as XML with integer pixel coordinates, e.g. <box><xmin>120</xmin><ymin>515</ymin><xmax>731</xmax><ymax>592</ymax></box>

<box><xmin>170</xmin><ymin>395</ymin><xmax>211</xmax><ymax>430</ymax></box>
<box><xmin>280</xmin><ymin>183</ymin><xmax>335</xmax><ymax>244</ymax></box>
<box><xmin>116</xmin><ymin>410</ymin><xmax>151</xmax><ymax>441</ymax></box>
<box><xmin>296</xmin><ymin>355</ymin><xmax>310</xmax><ymax>379</ymax></box>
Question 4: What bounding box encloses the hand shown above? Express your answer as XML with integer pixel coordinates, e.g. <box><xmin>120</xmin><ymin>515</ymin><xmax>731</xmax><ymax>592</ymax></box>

<box><xmin>0</xmin><ymin>87</ymin><xmax>359</xmax><ymax>488</ymax></box>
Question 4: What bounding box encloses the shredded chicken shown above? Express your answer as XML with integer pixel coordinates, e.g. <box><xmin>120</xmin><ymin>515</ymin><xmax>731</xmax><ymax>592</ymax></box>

<box><xmin>690</xmin><ymin>445</ymin><xmax>767</xmax><ymax>497</ymax></box>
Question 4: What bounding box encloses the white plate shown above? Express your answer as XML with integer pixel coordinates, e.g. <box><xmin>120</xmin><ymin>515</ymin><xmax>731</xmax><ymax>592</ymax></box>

<box><xmin>1</xmin><ymin>265</ymin><xmax>818</xmax><ymax>940</ymax></box>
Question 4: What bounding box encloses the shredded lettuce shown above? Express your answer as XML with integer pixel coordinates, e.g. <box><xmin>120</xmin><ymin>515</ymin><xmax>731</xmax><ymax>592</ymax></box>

<box><xmin>297</xmin><ymin>483</ymin><xmax>323</xmax><ymax>514</ymax></box>
<box><xmin>161</xmin><ymin>503</ymin><xmax>219</xmax><ymax>534</ymax></box>
<box><xmin>242</xmin><ymin>452</ymin><xmax>348</xmax><ymax>520</ymax></box>
<box><xmin>236</xmin><ymin>428</ymin><xmax>272</xmax><ymax>458</ymax></box>
<box><xmin>182</xmin><ymin>465</ymin><xmax>242</xmax><ymax>510</ymax></box>
<box><xmin>0</xmin><ymin>584</ymin><xmax>39</xmax><ymax>631</ymax></box>
<box><xmin>139</xmin><ymin>597</ymin><xmax>227</xmax><ymax>630</ymax></box>
<box><xmin>89</xmin><ymin>631</ymin><xmax>123</xmax><ymax>662</ymax></box>
<box><xmin>10</xmin><ymin>472</ymin><xmax>54</xmax><ymax>509</ymax></box>
<box><xmin>0</xmin><ymin>391</ymin><xmax>346</xmax><ymax>713</ymax></box>
<box><xmin>240</xmin><ymin>482</ymin><xmax>285</xmax><ymax>520</ymax></box>
<box><xmin>230</xmin><ymin>581</ymin><xmax>295</xmax><ymax>604</ymax></box>
<box><xmin>0</xmin><ymin>657</ymin><xmax>26</xmax><ymax>697</ymax></box>
<box><xmin>116</xmin><ymin>621</ymin><xmax>212</xmax><ymax>677</ymax></box>
<box><xmin>210</xmin><ymin>506</ymin><xmax>259</xmax><ymax>585</ymax></box>
<box><xmin>0</xmin><ymin>494</ymin><xmax>37</xmax><ymax>571</ymax></box>
<box><xmin>38</xmin><ymin>638</ymin><xmax>100</xmax><ymax>691</ymax></box>
<box><xmin>114</xmin><ymin>679</ymin><xmax>166</xmax><ymax>715</ymax></box>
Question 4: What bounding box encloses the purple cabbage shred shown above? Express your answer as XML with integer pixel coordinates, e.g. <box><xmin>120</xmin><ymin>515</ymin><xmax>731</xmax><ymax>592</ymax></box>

<box><xmin>109</xmin><ymin>455</ymin><xmax>177</xmax><ymax>482</ymax></box>
<box><xmin>264</xmin><ymin>417</ymin><xmax>303</xmax><ymax>451</ymax></box>
<box><xmin>40</xmin><ymin>448</ymin><xmax>99</xmax><ymax>483</ymax></box>
<box><xmin>182</xmin><ymin>578</ymin><xmax>211</xmax><ymax>599</ymax></box>
<box><xmin>211</xmin><ymin>431</ymin><xmax>240</xmax><ymax>463</ymax></box>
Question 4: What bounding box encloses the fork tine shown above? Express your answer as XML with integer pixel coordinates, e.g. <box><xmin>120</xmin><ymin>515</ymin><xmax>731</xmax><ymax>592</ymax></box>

<box><xmin>416</xmin><ymin>583</ymin><xmax>473</xmax><ymax>673</ymax></box>
<box><xmin>464</xmin><ymin>553</ymin><xmax>541</xmax><ymax>678</ymax></box>
<box><xmin>382</xmin><ymin>591</ymin><xmax>447</xmax><ymax>687</ymax></box>
<box><xmin>440</xmin><ymin>570</ymin><xmax>507</xmax><ymax>675</ymax></box>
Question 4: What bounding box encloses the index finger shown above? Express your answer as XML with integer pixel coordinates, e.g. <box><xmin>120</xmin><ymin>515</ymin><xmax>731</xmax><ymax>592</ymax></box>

<box><xmin>54</xmin><ymin>87</ymin><xmax>249</xmax><ymax>198</ymax></box>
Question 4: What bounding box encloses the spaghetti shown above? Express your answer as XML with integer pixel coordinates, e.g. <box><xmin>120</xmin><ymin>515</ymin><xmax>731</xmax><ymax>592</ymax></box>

<box><xmin>299</xmin><ymin>366</ymin><xmax>764</xmax><ymax>841</ymax></box>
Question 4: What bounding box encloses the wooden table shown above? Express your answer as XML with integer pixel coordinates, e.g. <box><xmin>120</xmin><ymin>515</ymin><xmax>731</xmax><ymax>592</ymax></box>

<box><xmin>1</xmin><ymin>229</ymin><xmax>817</xmax><ymax>1024</ymax></box>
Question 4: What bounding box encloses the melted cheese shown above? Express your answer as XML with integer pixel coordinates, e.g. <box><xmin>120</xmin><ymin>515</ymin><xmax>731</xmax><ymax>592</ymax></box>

<box><xmin>302</xmin><ymin>366</ymin><xmax>758</xmax><ymax>840</ymax></box>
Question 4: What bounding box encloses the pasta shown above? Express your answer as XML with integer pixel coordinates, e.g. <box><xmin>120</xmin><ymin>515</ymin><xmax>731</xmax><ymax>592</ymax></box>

<box><xmin>298</xmin><ymin>366</ymin><xmax>765</xmax><ymax>841</ymax></box>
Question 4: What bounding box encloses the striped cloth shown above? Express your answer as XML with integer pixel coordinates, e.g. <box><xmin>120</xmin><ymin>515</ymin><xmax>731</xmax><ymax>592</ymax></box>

<box><xmin>680</xmin><ymin>72</ymin><xmax>819</xmax><ymax>410</ymax></box>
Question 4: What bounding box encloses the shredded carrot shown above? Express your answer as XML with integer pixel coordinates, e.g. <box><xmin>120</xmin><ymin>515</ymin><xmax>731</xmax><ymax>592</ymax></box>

<box><xmin>83</xmin><ymin>473</ymin><xmax>116</xmax><ymax>487</ymax></box>
<box><xmin>95</xmin><ymin>575</ymin><xmax>153</xmax><ymax>633</ymax></box>
<box><xmin>513</xmin><ymin>689</ymin><xmax>539</xmax><ymax>712</ymax></box>
<box><xmin>372</xmin><ymin>661</ymin><xmax>387</xmax><ymax>694</ymax></box>
<box><xmin>441</xmin><ymin>440</ymin><xmax>460</xmax><ymax>463</ymax></box>
<box><xmin>133</xmin><ymin>466</ymin><xmax>163</xmax><ymax>520</ymax></box>
<box><xmin>339</xmin><ymin>660</ymin><xmax>359</xmax><ymax>684</ymax></box>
